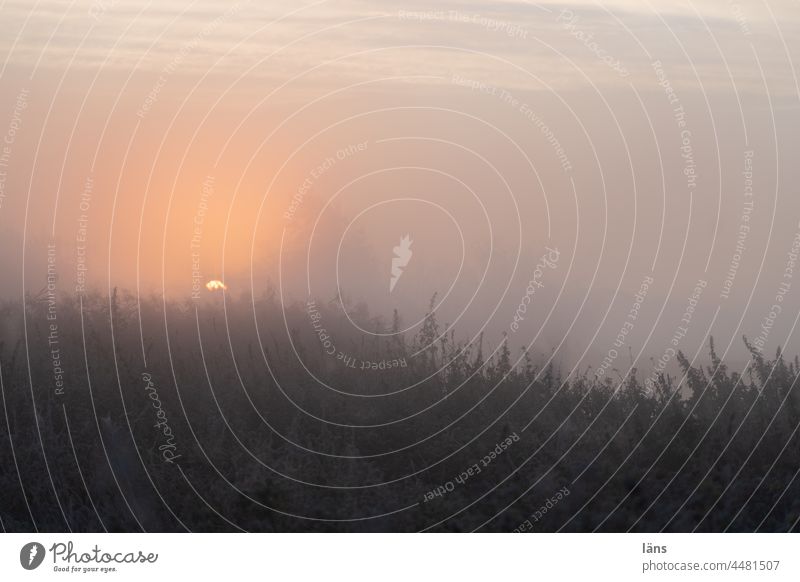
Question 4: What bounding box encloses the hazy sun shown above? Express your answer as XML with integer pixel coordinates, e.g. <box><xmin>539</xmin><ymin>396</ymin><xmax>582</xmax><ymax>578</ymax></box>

<box><xmin>206</xmin><ymin>280</ymin><xmax>227</xmax><ymax>291</ymax></box>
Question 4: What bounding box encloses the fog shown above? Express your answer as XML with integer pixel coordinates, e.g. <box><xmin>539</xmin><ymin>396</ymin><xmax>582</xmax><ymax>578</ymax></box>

<box><xmin>2</xmin><ymin>0</ymin><xmax>800</xmax><ymax>373</ymax></box>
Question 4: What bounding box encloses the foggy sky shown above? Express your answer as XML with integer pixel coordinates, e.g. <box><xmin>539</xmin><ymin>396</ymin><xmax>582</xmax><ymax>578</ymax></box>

<box><xmin>1</xmin><ymin>0</ymin><xmax>800</xmax><ymax>372</ymax></box>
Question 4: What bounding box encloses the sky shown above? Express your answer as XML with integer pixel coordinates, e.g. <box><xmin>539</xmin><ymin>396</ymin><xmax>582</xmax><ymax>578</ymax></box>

<box><xmin>1</xmin><ymin>0</ymin><xmax>800</xmax><ymax>370</ymax></box>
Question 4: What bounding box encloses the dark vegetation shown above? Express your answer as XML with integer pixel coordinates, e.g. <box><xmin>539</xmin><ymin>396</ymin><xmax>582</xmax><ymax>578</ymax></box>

<box><xmin>1</xmin><ymin>290</ymin><xmax>799</xmax><ymax>532</ymax></box>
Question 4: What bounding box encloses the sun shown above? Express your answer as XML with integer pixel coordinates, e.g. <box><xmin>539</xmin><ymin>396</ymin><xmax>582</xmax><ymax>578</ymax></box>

<box><xmin>206</xmin><ymin>280</ymin><xmax>227</xmax><ymax>291</ymax></box>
